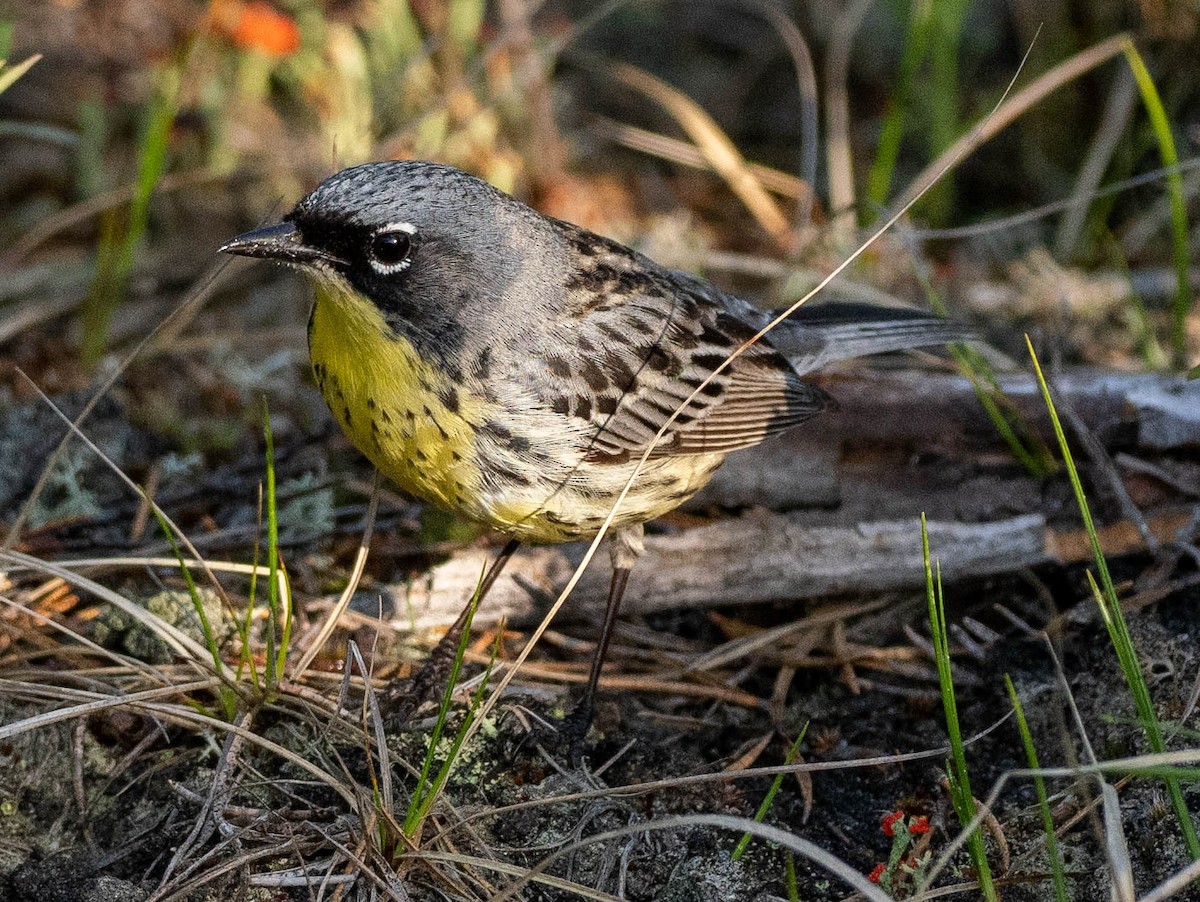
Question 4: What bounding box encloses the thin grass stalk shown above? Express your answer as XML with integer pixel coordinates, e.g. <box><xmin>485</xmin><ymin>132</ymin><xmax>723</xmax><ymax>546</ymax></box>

<box><xmin>344</xmin><ymin>640</ymin><xmax>396</xmax><ymax>845</ymax></box>
<box><xmin>0</xmin><ymin>679</ymin><xmax>222</xmax><ymax>742</ymax></box>
<box><xmin>81</xmin><ymin>62</ymin><xmax>178</xmax><ymax>366</ymax></box>
<box><xmin>408</xmin><ymin>629</ymin><xmax>498</xmax><ymax>832</ymax></box>
<box><xmin>1100</xmin><ymin>232</ymin><xmax>1168</xmax><ymax>369</ymax></box>
<box><xmin>1004</xmin><ymin>675</ymin><xmax>1069</xmax><ymax>902</ymax></box>
<box><xmin>910</xmin><ymin>260</ymin><xmax>1055</xmax><ymax>475</ymax></box>
<box><xmin>607</xmin><ymin>60</ymin><xmax>790</xmax><ymax>243</ymax></box>
<box><xmin>0</xmin><ymin>547</ymin><xmax>223</xmax><ymax>668</ymax></box>
<box><xmin>2</xmin><ymin>168</ymin><xmax>221</xmax><ymax>267</ymax></box>
<box><xmin>403</xmin><ymin>849</ymin><xmax>624</xmax><ymax>901</ymax></box>
<box><xmin>921</xmin><ymin>0</ymin><xmax>971</xmax><ymax>223</ymax></box>
<box><xmin>824</xmin><ymin>0</ymin><xmax>873</xmax><ymax>238</ymax></box>
<box><xmin>1100</xmin><ymin>770</ymin><xmax>1137</xmax><ymax>902</ymax></box>
<box><xmin>148</xmin><ymin>499</ymin><xmax>238</xmax><ymax>718</ymax></box>
<box><xmin>894</xmin><ymin>33</ymin><xmax>1129</xmax><ymax>211</ymax></box>
<box><xmin>1140</xmin><ymin>858</ymin><xmax>1200</xmax><ymax>902</ymax></box>
<box><xmin>923</xmin><ymin>515</ymin><xmax>996</xmax><ymax>899</ymax></box>
<box><xmin>149</xmin><ymin>503</ymin><xmax>220</xmax><ymax>667</ymax></box>
<box><xmin>290</xmin><ymin>472</ymin><xmax>378</xmax><ymax>679</ymax></box>
<box><xmin>910</xmin><ymin>156</ymin><xmax>1200</xmax><ymax>241</ymax></box>
<box><xmin>3</xmin><ymin>260</ymin><xmax>236</xmax><ymax>562</ymax></box>
<box><xmin>730</xmin><ymin>0</ymin><xmax>819</xmax><ymax>231</ymax></box>
<box><xmin>239</xmin><ymin>484</ymin><xmax>263</xmax><ymax>685</ymax></box>
<box><xmin>0</xmin><ymin>52</ymin><xmax>40</xmax><ymax>95</ymax></box>
<box><xmin>732</xmin><ymin>725</ymin><xmax>808</xmax><ymax>860</ymax></box>
<box><xmin>866</xmin><ymin>0</ymin><xmax>933</xmax><ymax>213</ymax></box>
<box><xmin>0</xmin><ymin>594</ymin><xmax>164</xmax><ymax>679</ymax></box>
<box><xmin>954</xmin><ymin>345</ymin><xmax>1054</xmax><ymax>476</ymax></box>
<box><xmin>260</xmin><ymin>402</ymin><xmax>290</xmax><ymax>690</ymax></box>
<box><xmin>1027</xmin><ymin>337</ymin><xmax>1200</xmax><ymax>861</ymax></box>
<box><xmin>1053</xmin><ymin>68</ymin><xmax>1136</xmax><ymax>261</ymax></box>
<box><xmin>1122</xmin><ymin>44</ymin><xmax>1192</xmax><ymax>368</ymax></box>
<box><xmin>402</xmin><ymin>567</ymin><xmax>487</xmax><ymax>837</ymax></box>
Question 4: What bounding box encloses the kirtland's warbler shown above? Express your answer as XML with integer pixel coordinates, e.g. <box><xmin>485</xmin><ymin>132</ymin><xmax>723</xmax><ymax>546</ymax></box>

<box><xmin>222</xmin><ymin>160</ymin><xmax>966</xmax><ymax>747</ymax></box>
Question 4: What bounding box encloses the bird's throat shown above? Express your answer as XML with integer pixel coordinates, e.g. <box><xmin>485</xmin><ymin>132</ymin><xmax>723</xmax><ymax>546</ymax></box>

<box><xmin>306</xmin><ymin>278</ymin><xmax>483</xmax><ymax>511</ymax></box>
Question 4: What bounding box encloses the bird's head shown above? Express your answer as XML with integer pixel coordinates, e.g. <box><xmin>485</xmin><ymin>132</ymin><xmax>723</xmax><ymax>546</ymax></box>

<box><xmin>220</xmin><ymin>161</ymin><xmax>564</xmax><ymax>357</ymax></box>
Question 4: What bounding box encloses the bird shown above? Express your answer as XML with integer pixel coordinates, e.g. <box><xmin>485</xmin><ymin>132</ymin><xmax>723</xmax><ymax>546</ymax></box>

<box><xmin>221</xmin><ymin>160</ymin><xmax>967</xmax><ymax>753</ymax></box>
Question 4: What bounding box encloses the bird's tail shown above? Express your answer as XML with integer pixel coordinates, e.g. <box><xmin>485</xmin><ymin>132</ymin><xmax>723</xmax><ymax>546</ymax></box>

<box><xmin>765</xmin><ymin>301</ymin><xmax>970</xmax><ymax>375</ymax></box>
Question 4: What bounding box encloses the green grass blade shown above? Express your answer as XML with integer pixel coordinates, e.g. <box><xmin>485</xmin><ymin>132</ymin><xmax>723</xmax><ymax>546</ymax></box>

<box><xmin>261</xmin><ymin>400</ymin><xmax>284</xmax><ymax>689</ymax></box>
<box><xmin>75</xmin><ymin>99</ymin><xmax>108</xmax><ymax>202</ymax></box>
<box><xmin>404</xmin><ymin>565</ymin><xmax>488</xmax><ymax>837</ymax></box>
<box><xmin>1123</xmin><ymin>44</ymin><xmax>1192</xmax><ymax>368</ymax></box>
<box><xmin>953</xmin><ymin>343</ymin><xmax>1056</xmax><ymax>476</ymax></box>
<box><xmin>81</xmin><ymin>63</ymin><xmax>179</xmax><ymax>366</ymax></box>
<box><xmin>866</xmin><ymin>0</ymin><xmax>934</xmax><ymax>213</ymax></box>
<box><xmin>913</xmin><ymin>253</ymin><xmax>1055</xmax><ymax>476</ymax></box>
<box><xmin>148</xmin><ymin>502</ymin><xmax>221</xmax><ymax>671</ymax></box>
<box><xmin>732</xmin><ymin>725</ymin><xmax>808</xmax><ymax>861</ymax></box>
<box><xmin>923</xmin><ymin>516</ymin><xmax>996</xmax><ymax>899</ymax></box>
<box><xmin>920</xmin><ymin>0</ymin><xmax>971</xmax><ymax>224</ymax></box>
<box><xmin>409</xmin><ymin>626</ymin><xmax>499</xmax><ymax>832</ymax></box>
<box><xmin>785</xmin><ymin>852</ymin><xmax>799</xmax><ymax>902</ymax></box>
<box><xmin>1005</xmin><ymin>675</ymin><xmax>1069</xmax><ymax>902</ymax></box>
<box><xmin>1024</xmin><ymin>339</ymin><xmax>1115</xmax><ymax>595</ymax></box>
<box><xmin>238</xmin><ymin>486</ymin><xmax>263</xmax><ymax>685</ymax></box>
<box><xmin>1027</xmin><ymin>337</ymin><xmax>1200</xmax><ymax>860</ymax></box>
<box><xmin>1099</xmin><ymin>233</ymin><xmax>1169</xmax><ymax>369</ymax></box>
<box><xmin>147</xmin><ymin>496</ymin><xmax>237</xmax><ymax>719</ymax></box>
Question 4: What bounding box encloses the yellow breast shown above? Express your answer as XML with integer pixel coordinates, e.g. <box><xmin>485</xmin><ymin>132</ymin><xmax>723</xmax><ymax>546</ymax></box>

<box><xmin>307</xmin><ymin>279</ymin><xmax>485</xmax><ymax>512</ymax></box>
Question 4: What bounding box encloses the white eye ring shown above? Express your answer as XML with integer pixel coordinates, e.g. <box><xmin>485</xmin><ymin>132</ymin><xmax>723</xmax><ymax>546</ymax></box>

<box><xmin>368</xmin><ymin>222</ymin><xmax>417</xmax><ymax>274</ymax></box>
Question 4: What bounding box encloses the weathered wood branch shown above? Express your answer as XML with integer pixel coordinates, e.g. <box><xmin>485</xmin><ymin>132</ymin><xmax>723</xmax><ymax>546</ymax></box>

<box><xmin>383</xmin><ymin>513</ymin><xmax>1048</xmax><ymax>630</ymax></box>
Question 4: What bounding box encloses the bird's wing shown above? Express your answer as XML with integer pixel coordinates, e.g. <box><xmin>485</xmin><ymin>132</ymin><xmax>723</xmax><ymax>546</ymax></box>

<box><xmin>523</xmin><ymin>241</ymin><xmax>828</xmax><ymax>461</ymax></box>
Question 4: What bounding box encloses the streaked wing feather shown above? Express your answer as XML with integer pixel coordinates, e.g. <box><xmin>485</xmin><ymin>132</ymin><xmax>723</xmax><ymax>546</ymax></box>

<box><xmin>524</xmin><ymin>237</ymin><xmax>823</xmax><ymax>462</ymax></box>
<box><xmin>672</xmin><ymin>364</ymin><xmax>827</xmax><ymax>454</ymax></box>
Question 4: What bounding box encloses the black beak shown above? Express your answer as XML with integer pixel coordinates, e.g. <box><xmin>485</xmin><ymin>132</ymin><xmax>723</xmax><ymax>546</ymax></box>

<box><xmin>219</xmin><ymin>221</ymin><xmax>344</xmax><ymax>267</ymax></box>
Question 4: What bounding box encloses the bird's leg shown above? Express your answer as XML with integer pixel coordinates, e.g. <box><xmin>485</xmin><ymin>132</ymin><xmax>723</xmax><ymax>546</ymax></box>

<box><xmin>388</xmin><ymin>537</ymin><xmax>520</xmax><ymax>717</ymax></box>
<box><xmin>563</xmin><ymin>524</ymin><xmax>644</xmax><ymax>764</ymax></box>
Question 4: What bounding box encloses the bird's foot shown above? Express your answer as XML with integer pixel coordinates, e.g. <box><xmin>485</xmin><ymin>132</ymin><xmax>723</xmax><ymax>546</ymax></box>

<box><xmin>559</xmin><ymin>698</ymin><xmax>596</xmax><ymax>767</ymax></box>
<box><xmin>381</xmin><ymin>624</ymin><xmax>465</xmax><ymax>724</ymax></box>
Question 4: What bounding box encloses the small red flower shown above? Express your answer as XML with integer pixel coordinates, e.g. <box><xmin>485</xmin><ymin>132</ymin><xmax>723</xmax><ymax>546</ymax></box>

<box><xmin>881</xmin><ymin>810</ymin><xmax>905</xmax><ymax>836</ymax></box>
<box><xmin>909</xmin><ymin>814</ymin><xmax>931</xmax><ymax>834</ymax></box>
<box><xmin>209</xmin><ymin>0</ymin><xmax>301</xmax><ymax>57</ymax></box>
<box><xmin>868</xmin><ymin>863</ymin><xmax>886</xmax><ymax>883</ymax></box>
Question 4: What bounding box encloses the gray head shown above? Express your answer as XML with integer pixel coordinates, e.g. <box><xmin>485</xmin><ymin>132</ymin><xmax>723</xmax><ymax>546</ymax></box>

<box><xmin>220</xmin><ymin>161</ymin><xmax>565</xmax><ymax>360</ymax></box>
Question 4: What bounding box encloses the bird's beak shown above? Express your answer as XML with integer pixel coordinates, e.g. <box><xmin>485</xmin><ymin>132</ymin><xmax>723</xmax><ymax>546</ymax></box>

<box><xmin>220</xmin><ymin>221</ymin><xmax>344</xmax><ymax>267</ymax></box>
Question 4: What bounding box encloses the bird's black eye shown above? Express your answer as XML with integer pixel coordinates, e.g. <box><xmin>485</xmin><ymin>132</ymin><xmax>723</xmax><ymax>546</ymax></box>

<box><xmin>368</xmin><ymin>225</ymin><xmax>415</xmax><ymax>274</ymax></box>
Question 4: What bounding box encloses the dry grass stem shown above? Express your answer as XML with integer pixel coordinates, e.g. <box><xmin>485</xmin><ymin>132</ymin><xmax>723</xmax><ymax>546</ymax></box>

<box><xmin>609</xmin><ymin>60</ymin><xmax>791</xmax><ymax>243</ymax></box>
